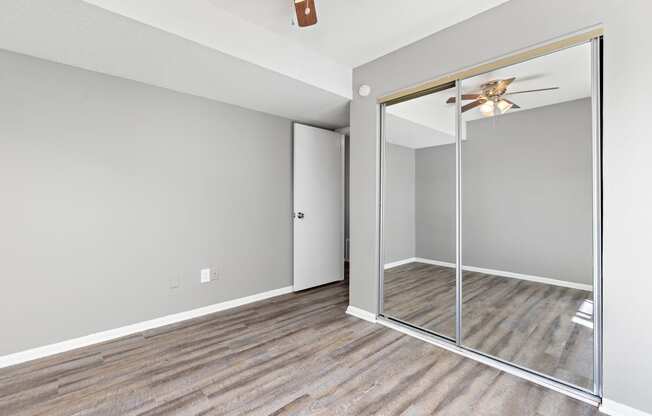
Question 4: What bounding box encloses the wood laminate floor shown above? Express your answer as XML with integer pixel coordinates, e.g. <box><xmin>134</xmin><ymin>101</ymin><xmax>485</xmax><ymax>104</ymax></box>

<box><xmin>383</xmin><ymin>262</ymin><xmax>594</xmax><ymax>390</ymax></box>
<box><xmin>0</xmin><ymin>280</ymin><xmax>598</xmax><ymax>416</ymax></box>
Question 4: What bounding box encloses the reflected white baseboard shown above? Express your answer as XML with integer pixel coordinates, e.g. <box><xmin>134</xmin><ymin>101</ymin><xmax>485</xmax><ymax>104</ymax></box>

<box><xmin>413</xmin><ymin>258</ymin><xmax>455</xmax><ymax>269</ymax></box>
<box><xmin>384</xmin><ymin>257</ymin><xmax>417</xmax><ymax>269</ymax></box>
<box><xmin>601</xmin><ymin>399</ymin><xmax>652</xmax><ymax>416</ymax></box>
<box><xmin>345</xmin><ymin>306</ymin><xmax>377</xmax><ymax>323</ymax></box>
<box><xmin>384</xmin><ymin>257</ymin><xmax>593</xmax><ymax>291</ymax></box>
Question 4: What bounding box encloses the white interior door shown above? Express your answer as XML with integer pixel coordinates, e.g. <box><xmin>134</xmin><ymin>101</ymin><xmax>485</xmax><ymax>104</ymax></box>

<box><xmin>293</xmin><ymin>123</ymin><xmax>344</xmax><ymax>291</ymax></box>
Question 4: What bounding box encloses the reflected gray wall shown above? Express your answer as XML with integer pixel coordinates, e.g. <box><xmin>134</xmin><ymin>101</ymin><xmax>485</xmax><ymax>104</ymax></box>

<box><xmin>414</xmin><ymin>99</ymin><xmax>592</xmax><ymax>285</ymax></box>
<box><xmin>463</xmin><ymin>98</ymin><xmax>592</xmax><ymax>284</ymax></box>
<box><xmin>384</xmin><ymin>143</ymin><xmax>415</xmax><ymax>263</ymax></box>
<box><xmin>0</xmin><ymin>49</ymin><xmax>292</xmax><ymax>355</ymax></box>
<box><xmin>415</xmin><ymin>145</ymin><xmax>456</xmax><ymax>263</ymax></box>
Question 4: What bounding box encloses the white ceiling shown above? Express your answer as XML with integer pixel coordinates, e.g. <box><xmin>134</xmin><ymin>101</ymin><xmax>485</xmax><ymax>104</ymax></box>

<box><xmin>462</xmin><ymin>42</ymin><xmax>591</xmax><ymax>117</ymax></box>
<box><xmin>386</xmin><ymin>42</ymin><xmax>592</xmax><ymax>148</ymax></box>
<box><xmin>0</xmin><ymin>0</ymin><xmax>349</xmax><ymax>128</ymax></box>
<box><xmin>385</xmin><ymin>114</ymin><xmax>455</xmax><ymax>149</ymax></box>
<box><xmin>388</xmin><ymin>87</ymin><xmax>458</xmax><ymax>137</ymax></box>
<box><xmin>82</xmin><ymin>0</ymin><xmax>352</xmax><ymax>99</ymax></box>
<box><xmin>83</xmin><ymin>0</ymin><xmax>509</xmax><ymax>98</ymax></box>
<box><xmin>0</xmin><ymin>0</ymin><xmax>510</xmax><ymax>129</ymax></box>
<box><xmin>205</xmin><ymin>0</ymin><xmax>510</xmax><ymax>68</ymax></box>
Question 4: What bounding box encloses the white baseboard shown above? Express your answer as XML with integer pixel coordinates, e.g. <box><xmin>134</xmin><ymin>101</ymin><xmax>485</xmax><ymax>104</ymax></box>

<box><xmin>413</xmin><ymin>258</ymin><xmax>455</xmax><ymax>268</ymax></box>
<box><xmin>462</xmin><ymin>264</ymin><xmax>593</xmax><ymax>291</ymax></box>
<box><xmin>601</xmin><ymin>399</ymin><xmax>652</xmax><ymax>416</ymax></box>
<box><xmin>346</xmin><ymin>305</ymin><xmax>377</xmax><ymax>323</ymax></box>
<box><xmin>384</xmin><ymin>257</ymin><xmax>417</xmax><ymax>269</ymax></box>
<box><xmin>411</xmin><ymin>258</ymin><xmax>593</xmax><ymax>291</ymax></box>
<box><xmin>0</xmin><ymin>285</ymin><xmax>294</xmax><ymax>369</ymax></box>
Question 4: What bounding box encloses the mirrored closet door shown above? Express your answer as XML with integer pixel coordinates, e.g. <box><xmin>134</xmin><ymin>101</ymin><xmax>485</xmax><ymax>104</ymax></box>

<box><xmin>379</xmin><ymin>36</ymin><xmax>601</xmax><ymax>395</ymax></box>
<box><xmin>459</xmin><ymin>41</ymin><xmax>596</xmax><ymax>391</ymax></box>
<box><xmin>381</xmin><ymin>83</ymin><xmax>457</xmax><ymax>340</ymax></box>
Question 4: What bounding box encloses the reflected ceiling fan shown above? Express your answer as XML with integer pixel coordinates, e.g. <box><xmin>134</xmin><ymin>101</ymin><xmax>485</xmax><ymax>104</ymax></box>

<box><xmin>293</xmin><ymin>0</ymin><xmax>317</xmax><ymax>27</ymax></box>
<box><xmin>446</xmin><ymin>77</ymin><xmax>559</xmax><ymax>116</ymax></box>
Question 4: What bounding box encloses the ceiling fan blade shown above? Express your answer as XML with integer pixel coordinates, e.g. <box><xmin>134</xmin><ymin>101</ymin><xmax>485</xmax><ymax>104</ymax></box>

<box><xmin>294</xmin><ymin>0</ymin><xmax>317</xmax><ymax>27</ymax></box>
<box><xmin>462</xmin><ymin>99</ymin><xmax>486</xmax><ymax>113</ymax></box>
<box><xmin>498</xmin><ymin>77</ymin><xmax>516</xmax><ymax>89</ymax></box>
<box><xmin>502</xmin><ymin>99</ymin><xmax>520</xmax><ymax>109</ymax></box>
<box><xmin>505</xmin><ymin>87</ymin><xmax>559</xmax><ymax>96</ymax></box>
<box><xmin>446</xmin><ymin>94</ymin><xmax>481</xmax><ymax>104</ymax></box>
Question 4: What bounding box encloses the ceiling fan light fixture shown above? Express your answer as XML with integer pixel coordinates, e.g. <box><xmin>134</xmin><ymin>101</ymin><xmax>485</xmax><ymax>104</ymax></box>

<box><xmin>450</xmin><ymin>77</ymin><xmax>556</xmax><ymax>115</ymax></box>
<box><xmin>480</xmin><ymin>100</ymin><xmax>495</xmax><ymax>117</ymax></box>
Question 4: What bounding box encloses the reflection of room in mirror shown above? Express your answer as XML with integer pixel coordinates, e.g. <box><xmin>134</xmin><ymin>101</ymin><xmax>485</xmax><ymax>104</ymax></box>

<box><xmin>383</xmin><ymin>84</ymin><xmax>457</xmax><ymax>340</ymax></box>
<box><xmin>381</xmin><ymin>41</ymin><xmax>595</xmax><ymax>391</ymax></box>
<box><xmin>459</xmin><ymin>43</ymin><xmax>591</xmax><ymax>120</ymax></box>
<box><xmin>385</xmin><ymin>87</ymin><xmax>456</xmax><ymax>149</ymax></box>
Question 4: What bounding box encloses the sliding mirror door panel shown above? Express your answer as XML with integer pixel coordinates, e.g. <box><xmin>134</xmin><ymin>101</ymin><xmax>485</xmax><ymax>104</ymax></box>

<box><xmin>382</xmin><ymin>84</ymin><xmax>457</xmax><ymax>339</ymax></box>
<box><xmin>459</xmin><ymin>42</ymin><xmax>595</xmax><ymax>390</ymax></box>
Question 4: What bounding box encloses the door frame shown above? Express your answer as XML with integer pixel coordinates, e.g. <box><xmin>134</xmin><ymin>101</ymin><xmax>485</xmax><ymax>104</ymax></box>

<box><xmin>375</xmin><ymin>29</ymin><xmax>603</xmax><ymax>404</ymax></box>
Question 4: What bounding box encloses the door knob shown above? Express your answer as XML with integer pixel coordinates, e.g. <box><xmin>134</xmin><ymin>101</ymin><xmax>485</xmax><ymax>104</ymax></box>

<box><xmin>297</xmin><ymin>212</ymin><xmax>305</xmax><ymax>219</ymax></box>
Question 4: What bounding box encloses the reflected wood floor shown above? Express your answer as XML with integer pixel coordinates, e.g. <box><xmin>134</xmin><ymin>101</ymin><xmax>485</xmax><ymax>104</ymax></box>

<box><xmin>0</xmin><ymin>281</ymin><xmax>597</xmax><ymax>416</ymax></box>
<box><xmin>383</xmin><ymin>262</ymin><xmax>594</xmax><ymax>390</ymax></box>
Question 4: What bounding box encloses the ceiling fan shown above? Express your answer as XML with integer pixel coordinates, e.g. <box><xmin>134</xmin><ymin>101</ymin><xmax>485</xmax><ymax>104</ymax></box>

<box><xmin>293</xmin><ymin>0</ymin><xmax>317</xmax><ymax>27</ymax></box>
<box><xmin>446</xmin><ymin>77</ymin><xmax>559</xmax><ymax>116</ymax></box>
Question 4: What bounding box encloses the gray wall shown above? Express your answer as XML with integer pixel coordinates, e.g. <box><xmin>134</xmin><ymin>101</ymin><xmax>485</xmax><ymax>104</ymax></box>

<box><xmin>384</xmin><ymin>143</ymin><xmax>415</xmax><ymax>263</ymax></box>
<box><xmin>0</xmin><ymin>50</ymin><xmax>292</xmax><ymax>356</ymax></box>
<box><xmin>350</xmin><ymin>0</ymin><xmax>652</xmax><ymax>411</ymax></box>
<box><xmin>415</xmin><ymin>99</ymin><xmax>593</xmax><ymax>286</ymax></box>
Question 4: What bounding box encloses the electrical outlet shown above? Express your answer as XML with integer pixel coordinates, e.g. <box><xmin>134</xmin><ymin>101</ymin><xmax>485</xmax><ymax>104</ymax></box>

<box><xmin>200</xmin><ymin>268</ymin><xmax>211</xmax><ymax>283</ymax></box>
